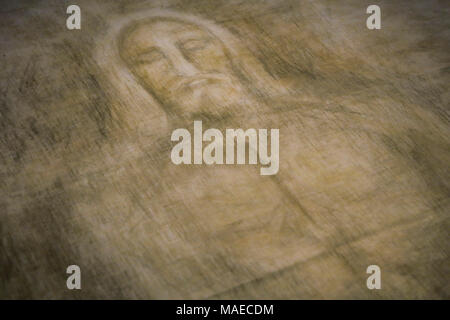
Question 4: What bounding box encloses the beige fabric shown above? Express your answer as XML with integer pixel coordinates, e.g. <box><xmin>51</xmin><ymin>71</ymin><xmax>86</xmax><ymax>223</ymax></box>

<box><xmin>0</xmin><ymin>0</ymin><xmax>448</xmax><ymax>299</ymax></box>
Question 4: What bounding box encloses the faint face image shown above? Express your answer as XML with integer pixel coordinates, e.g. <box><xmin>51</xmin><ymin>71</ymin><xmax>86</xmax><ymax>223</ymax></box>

<box><xmin>119</xmin><ymin>19</ymin><xmax>246</xmax><ymax>119</ymax></box>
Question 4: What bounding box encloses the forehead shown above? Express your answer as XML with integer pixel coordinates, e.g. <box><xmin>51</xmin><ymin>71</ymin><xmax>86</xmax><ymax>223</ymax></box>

<box><xmin>121</xmin><ymin>19</ymin><xmax>212</xmax><ymax>51</ymax></box>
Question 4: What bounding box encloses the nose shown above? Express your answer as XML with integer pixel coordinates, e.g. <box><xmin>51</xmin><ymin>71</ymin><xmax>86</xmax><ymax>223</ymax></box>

<box><xmin>167</xmin><ymin>47</ymin><xmax>199</xmax><ymax>77</ymax></box>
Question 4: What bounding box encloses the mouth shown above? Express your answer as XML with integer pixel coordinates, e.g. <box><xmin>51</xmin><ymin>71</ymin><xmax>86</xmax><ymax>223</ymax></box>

<box><xmin>173</xmin><ymin>74</ymin><xmax>230</xmax><ymax>93</ymax></box>
<box><xmin>186</xmin><ymin>77</ymin><xmax>212</xmax><ymax>88</ymax></box>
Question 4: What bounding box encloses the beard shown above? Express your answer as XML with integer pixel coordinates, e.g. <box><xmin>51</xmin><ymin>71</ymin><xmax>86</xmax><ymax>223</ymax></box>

<box><xmin>164</xmin><ymin>76</ymin><xmax>248</xmax><ymax>120</ymax></box>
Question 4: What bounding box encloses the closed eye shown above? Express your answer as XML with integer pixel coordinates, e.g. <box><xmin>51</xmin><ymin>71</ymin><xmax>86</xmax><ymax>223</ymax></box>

<box><xmin>135</xmin><ymin>48</ymin><xmax>164</xmax><ymax>65</ymax></box>
<box><xmin>178</xmin><ymin>38</ymin><xmax>211</xmax><ymax>52</ymax></box>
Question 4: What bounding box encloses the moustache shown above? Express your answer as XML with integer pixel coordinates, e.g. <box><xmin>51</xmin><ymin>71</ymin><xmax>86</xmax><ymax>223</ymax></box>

<box><xmin>169</xmin><ymin>73</ymin><xmax>234</xmax><ymax>94</ymax></box>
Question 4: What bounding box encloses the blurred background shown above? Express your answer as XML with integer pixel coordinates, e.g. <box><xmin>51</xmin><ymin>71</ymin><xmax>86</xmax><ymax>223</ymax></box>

<box><xmin>0</xmin><ymin>0</ymin><xmax>448</xmax><ymax>299</ymax></box>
